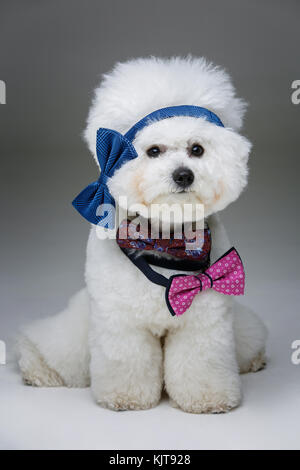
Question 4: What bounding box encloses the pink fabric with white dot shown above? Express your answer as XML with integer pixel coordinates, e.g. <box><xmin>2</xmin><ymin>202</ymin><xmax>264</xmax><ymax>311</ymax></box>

<box><xmin>167</xmin><ymin>248</ymin><xmax>245</xmax><ymax>316</ymax></box>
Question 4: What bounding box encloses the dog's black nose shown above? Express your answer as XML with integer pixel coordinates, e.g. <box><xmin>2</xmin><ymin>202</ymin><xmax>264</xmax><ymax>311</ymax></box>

<box><xmin>172</xmin><ymin>167</ymin><xmax>194</xmax><ymax>188</ymax></box>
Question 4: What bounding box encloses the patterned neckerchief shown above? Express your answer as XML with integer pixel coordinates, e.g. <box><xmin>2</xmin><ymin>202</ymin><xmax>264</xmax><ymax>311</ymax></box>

<box><xmin>116</xmin><ymin>219</ymin><xmax>211</xmax><ymax>263</ymax></box>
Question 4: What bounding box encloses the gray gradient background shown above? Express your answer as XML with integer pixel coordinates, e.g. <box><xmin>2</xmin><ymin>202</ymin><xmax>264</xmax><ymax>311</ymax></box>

<box><xmin>0</xmin><ymin>0</ymin><xmax>299</xmax><ymax>449</ymax></box>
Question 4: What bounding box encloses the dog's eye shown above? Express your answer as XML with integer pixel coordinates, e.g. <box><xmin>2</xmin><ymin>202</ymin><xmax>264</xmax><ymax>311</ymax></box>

<box><xmin>146</xmin><ymin>146</ymin><xmax>161</xmax><ymax>158</ymax></box>
<box><xmin>190</xmin><ymin>143</ymin><xmax>204</xmax><ymax>157</ymax></box>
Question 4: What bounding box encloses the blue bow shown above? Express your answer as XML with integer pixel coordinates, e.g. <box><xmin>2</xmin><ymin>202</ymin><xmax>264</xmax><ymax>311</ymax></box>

<box><xmin>72</xmin><ymin>105</ymin><xmax>224</xmax><ymax>229</ymax></box>
<box><xmin>72</xmin><ymin>128</ymin><xmax>137</xmax><ymax>229</ymax></box>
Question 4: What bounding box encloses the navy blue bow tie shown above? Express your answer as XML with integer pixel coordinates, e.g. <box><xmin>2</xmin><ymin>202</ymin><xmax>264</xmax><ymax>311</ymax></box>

<box><xmin>72</xmin><ymin>105</ymin><xmax>224</xmax><ymax>229</ymax></box>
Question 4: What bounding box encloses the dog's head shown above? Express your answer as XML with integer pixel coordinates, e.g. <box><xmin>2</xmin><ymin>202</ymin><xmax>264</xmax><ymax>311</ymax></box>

<box><xmin>84</xmin><ymin>57</ymin><xmax>251</xmax><ymax>223</ymax></box>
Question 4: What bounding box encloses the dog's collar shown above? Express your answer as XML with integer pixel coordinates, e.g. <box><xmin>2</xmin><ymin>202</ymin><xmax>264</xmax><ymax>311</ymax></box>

<box><xmin>116</xmin><ymin>217</ymin><xmax>245</xmax><ymax>317</ymax></box>
<box><xmin>116</xmin><ymin>218</ymin><xmax>211</xmax><ymax>262</ymax></box>
<box><xmin>120</xmin><ymin>245</ymin><xmax>245</xmax><ymax>317</ymax></box>
<box><xmin>72</xmin><ymin>105</ymin><xmax>224</xmax><ymax>229</ymax></box>
<box><xmin>117</xmin><ymin>218</ymin><xmax>212</xmax><ymax>314</ymax></box>
<box><xmin>122</xmin><ymin>249</ymin><xmax>210</xmax><ymax>276</ymax></box>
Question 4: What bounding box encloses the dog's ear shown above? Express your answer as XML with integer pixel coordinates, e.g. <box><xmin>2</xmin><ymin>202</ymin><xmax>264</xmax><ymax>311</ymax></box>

<box><xmin>219</xmin><ymin>127</ymin><xmax>252</xmax><ymax>164</ymax></box>
<box><xmin>207</xmin><ymin>127</ymin><xmax>252</xmax><ymax>212</ymax></box>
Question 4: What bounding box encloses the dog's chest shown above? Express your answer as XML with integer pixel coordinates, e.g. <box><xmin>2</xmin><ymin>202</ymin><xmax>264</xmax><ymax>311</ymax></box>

<box><xmin>85</xmin><ymin>227</ymin><xmax>229</xmax><ymax>335</ymax></box>
<box><xmin>85</xmin><ymin>231</ymin><xmax>210</xmax><ymax>333</ymax></box>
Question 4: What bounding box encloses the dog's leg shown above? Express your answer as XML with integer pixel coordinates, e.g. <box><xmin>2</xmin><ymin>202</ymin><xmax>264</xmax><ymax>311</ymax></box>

<box><xmin>17</xmin><ymin>288</ymin><xmax>90</xmax><ymax>387</ymax></box>
<box><xmin>17</xmin><ymin>335</ymin><xmax>65</xmax><ymax>387</ymax></box>
<box><xmin>89</xmin><ymin>301</ymin><xmax>163</xmax><ymax>411</ymax></box>
<box><xmin>164</xmin><ymin>293</ymin><xmax>241</xmax><ymax>414</ymax></box>
<box><xmin>233</xmin><ymin>302</ymin><xmax>267</xmax><ymax>373</ymax></box>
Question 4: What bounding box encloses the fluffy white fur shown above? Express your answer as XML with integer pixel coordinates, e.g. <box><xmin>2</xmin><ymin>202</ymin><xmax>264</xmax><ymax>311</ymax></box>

<box><xmin>17</xmin><ymin>57</ymin><xmax>267</xmax><ymax>413</ymax></box>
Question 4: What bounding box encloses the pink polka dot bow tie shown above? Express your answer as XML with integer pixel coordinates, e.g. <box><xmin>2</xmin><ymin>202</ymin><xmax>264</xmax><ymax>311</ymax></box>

<box><xmin>166</xmin><ymin>248</ymin><xmax>245</xmax><ymax>316</ymax></box>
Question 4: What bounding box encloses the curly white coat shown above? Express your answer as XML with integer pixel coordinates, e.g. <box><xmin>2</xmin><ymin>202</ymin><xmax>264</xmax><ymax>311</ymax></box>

<box><xmin>18</xmin><ymin>57</ymin><xmax>267</xmax><ymax>413</ymax></box>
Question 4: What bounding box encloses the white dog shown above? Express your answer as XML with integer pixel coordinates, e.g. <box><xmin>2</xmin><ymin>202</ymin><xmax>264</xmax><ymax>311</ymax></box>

<box><xmin>18</xmin><ymin>57</ymin><xmax>267</xmax><ymax>413</ymax></box>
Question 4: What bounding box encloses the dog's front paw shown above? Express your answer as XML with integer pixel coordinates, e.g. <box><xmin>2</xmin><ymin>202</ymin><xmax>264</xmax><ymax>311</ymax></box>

<box><xmin>95</xmin><ymin>392</ymin><xmax>160</xmax><ymax>411</ymax></box>
<box><xmin>91</xmin><ymin>374</ymin><xmax>162</xmax><ymax>411</ymax></box>
<box><xmin>168</xmin><ymin>381</ymin><xmax>242</xmax><ymax>414</ymax></box>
